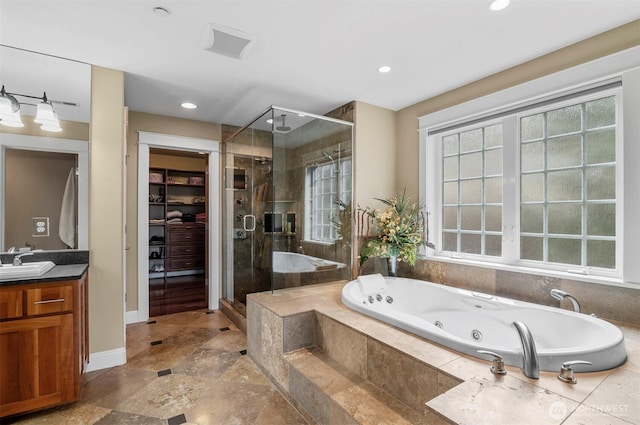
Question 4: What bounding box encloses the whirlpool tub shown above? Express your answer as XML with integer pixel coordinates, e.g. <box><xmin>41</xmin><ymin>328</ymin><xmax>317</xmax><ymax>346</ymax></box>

<box><xmin>341</xmin><ymin>275</ymin><xmax>627</xmax><ymax>372</ymax></box>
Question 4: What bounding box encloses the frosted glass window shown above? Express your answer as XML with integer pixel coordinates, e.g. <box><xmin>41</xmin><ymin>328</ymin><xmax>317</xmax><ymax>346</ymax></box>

<box><xmin>547</xmin><ymin>135</ymin><xmax>582</xmax><ymax>169</ymax></box>
<box><xmin>305</xmin><ymin>158</ymin><xmax>352</xmax><ymax>243</ymax></box>
<box><xmin>547</xmin><ymin>105</ymin><xmax>582</xmax><ymax>137</ymax></box>
<box><xmin>521</xmin><ymin>142</ymin><xmax>544</xmax><ymax>172</ymax></box>
<box><xmin>521</xmin><ymin>114</ymin><xmax>544</xmax><ymax>141</ymax></box>
<box><xmin>460</xmin><ymin>153</ymin><xmax>483</xmax><ymax>179</ymax></box>
<box><xmin>440</xmin><ymin>122</ymin><xmax>503</xmax><ymax>257</ymax></box>
<box><xmin>460</xmin><ymin>180</ymin><xmax>482</xmax><ymax>204</ymax></box>
<box><xmin>460</xmin><ymin>129</ymin><xmax>483</xmax><ymax>153</ymax></box>
<box><xmin>518</xmin><ymin>94</ymin><xmax>616</xmax><ymax>269</ymax></box>
<box><xmin>435</xmin><ymin>91</ymin><xmax>618</xmax><ymax>273</ymax></box>
<box><xmin>586</xmin><ymin>129</ymin><xmax>615</xmax><ymax>164</ymax></box>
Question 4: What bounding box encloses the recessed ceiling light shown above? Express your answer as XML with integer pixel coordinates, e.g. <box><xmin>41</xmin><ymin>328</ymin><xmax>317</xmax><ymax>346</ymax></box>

<box><xmin>181</xmin><ymin>102</ymin><xmax>197</xmax><ymax>109</ymax></box>
<box><xmin>266</xmin><ymin>118</ymin><xmax>274</xmax><ymax>124</ymax></box>
<box><xmin>153</xmin><ymin>7</ymin><xmax>169</xmax><ymax>17</ymax></box>
<box><xmin>378</xmin><ymin>65</ymin><xmax>392</xmax><ymax>73</ymax></box>
<box><xmin>489</xmin><ymin>0</ymin><xmax>510</xmax><ymax>11</ymax></box>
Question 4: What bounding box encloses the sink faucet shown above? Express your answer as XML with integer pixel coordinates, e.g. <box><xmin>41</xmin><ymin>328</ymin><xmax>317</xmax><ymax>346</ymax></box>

<box><xmin>550</xmin><ymin>289</ymin><xmax>581</xmax><ymax>313</ymax></box>
<box><xmin>13</xmin><ymin>252</ymin><xmax>34</xmax><ymax>266</ymax></box>
<box><xmin>513</xmin><ymin>320</ymin><xmax>539</xmax><ymax>379</ymax></box>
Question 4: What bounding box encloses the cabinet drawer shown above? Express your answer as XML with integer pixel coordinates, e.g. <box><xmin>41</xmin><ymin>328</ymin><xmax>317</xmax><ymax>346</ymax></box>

<box><xmin>167</xmin><ymin>258</ymin><xmax>205</xmax><ymax>271</ymax></box>
<box><xmin>26</xmin><ymin>286</ymin><xmax>74</xmax><ymax>316</ymax></box>
<box><xmin>168</xmin><ymin>231</ymin><xmax>204</xmax><ymax>244</ymax></box>
<box><xmin>168</xmin><ymin>244</ymin><xmax>204</xmax><ymax>257</ymax></box>
<box><xmin>0</xmin><ymin>289</ymin><xmax>23</xmax><ymax>320</ymax></box>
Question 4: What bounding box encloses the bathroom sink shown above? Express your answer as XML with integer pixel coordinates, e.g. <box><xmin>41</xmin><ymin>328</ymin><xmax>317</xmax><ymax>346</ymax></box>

<box><xmin>0</xmin><ymin>261</ymin><xmax>56</xmax><ymax>281</ymax></box>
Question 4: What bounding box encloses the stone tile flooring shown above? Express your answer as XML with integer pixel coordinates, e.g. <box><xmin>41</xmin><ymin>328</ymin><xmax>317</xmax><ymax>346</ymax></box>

<box><xmin>7</xmin><ymin>309</ymin><xmax>308</xmax><ymax>425</ymax></box>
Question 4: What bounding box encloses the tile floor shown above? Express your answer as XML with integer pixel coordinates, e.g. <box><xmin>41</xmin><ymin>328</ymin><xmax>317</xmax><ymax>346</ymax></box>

<box><xmin>6</xmin><ymin>309</ymin><xmax>308</xmax><ymax>425</ymax></box>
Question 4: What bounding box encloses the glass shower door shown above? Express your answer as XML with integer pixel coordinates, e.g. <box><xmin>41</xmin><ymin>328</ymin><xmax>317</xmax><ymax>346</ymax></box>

<box><xmin>222</xmin><ymin>111</ymin><xmax>274</xmax><ymax>316</ymax></box>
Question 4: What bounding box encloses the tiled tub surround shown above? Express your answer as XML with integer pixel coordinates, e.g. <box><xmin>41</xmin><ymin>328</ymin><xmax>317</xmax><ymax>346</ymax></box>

<box><xmin>248</xmin><ymin>282</ymin><xmax>640</xmax><ymax>425</ymax></box>
<box><xmin>391</xmin><ymin>258</ymin><xmax>640</xmax><ymax>327</ymax></box>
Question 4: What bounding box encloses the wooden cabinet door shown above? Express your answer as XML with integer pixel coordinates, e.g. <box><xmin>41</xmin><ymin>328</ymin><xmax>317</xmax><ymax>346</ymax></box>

<box><xmin>0</xmin><ymin>314</ymin><xmax>74</xmax><ymax>417</ymax></box>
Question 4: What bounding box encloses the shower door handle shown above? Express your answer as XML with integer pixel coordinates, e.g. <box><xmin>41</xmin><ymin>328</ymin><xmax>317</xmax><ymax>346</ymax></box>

<box><xmin>243</xmin><ymin>214</ymin><xmax>256</xmax><ymax>232</ymax></box>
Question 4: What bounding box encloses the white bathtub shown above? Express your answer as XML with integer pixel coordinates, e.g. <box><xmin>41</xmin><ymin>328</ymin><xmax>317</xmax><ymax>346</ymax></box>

<box><xmin>342</xmin><ymin>276</ymin><xmax>627</xmax><ymax>372</ymax></box>
<box><xmin>272</xmin><ymin>252</ymin><xmax>345</xmax><ymax>274</ymax></box>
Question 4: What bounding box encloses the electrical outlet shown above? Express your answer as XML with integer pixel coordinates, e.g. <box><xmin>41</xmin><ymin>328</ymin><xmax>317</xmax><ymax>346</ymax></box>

<box><xmin>32</xmin><ymin>217</ymin><xmax>50</xmax><ymax>237</ymax></box>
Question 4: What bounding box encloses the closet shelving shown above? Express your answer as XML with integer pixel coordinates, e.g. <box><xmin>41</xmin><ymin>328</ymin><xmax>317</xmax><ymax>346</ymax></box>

<box><xmin>148</xmin><ymin>167</ymin><xmax>207</xmax><ymax>316</ymax></box>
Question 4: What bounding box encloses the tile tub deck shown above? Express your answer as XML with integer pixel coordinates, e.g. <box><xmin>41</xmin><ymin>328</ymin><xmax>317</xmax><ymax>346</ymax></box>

<box><xmin>248</xmin><ymin>281</ymin><xmax>640</xmax><ymax>425</ymax></box>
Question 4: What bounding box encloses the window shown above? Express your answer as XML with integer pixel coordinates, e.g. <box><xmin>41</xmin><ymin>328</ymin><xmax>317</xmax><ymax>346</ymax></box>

<box><xmin>305</xmin><ymin>158</ymin><xmax>352</xmax><ymax>243</ymax></box>
<box><xmin>442</xmin><ymin>123</ymin><xmax>503</xmax><ymax>257</ymax></box>
<box><xmin>519</xmin><ymin>96</ymin><xmax>617</xmax><ymax>269</ymax></box>
<box><xmin>431</xmin><ymin>89</ymin><xmax>620</xmax><ymax>276</ymax></box>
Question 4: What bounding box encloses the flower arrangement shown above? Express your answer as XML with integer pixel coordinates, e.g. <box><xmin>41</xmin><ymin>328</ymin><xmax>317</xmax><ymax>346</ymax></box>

<box><xmin>359</xmin><ymin>189</ymin><xmax>424</xmax><ymax>267</ymax></box>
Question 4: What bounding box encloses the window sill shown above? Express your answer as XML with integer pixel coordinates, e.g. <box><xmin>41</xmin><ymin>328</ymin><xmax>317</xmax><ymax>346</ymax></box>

<box><xmin>423</xmin><ymin>253</ymin><xmax>639</xmax><ymax>290</ymax></box>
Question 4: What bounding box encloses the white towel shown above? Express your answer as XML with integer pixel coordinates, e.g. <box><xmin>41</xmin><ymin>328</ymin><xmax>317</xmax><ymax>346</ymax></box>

<box><xmin>357</xmin><ymin>273</ymin><xmax>386</xmax><ymax>295</ymax></box>
<box><xmin>59</xmin><ymin>167</ymin><xmax>76</xmax><ymax>248</ymax></box>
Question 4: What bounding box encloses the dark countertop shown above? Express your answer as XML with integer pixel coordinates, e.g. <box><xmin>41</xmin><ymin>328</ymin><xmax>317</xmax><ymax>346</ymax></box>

<box><xmin>0</xmin><ymin>250</ymin><xmax>89</xmax><ymax>286</ymax></box>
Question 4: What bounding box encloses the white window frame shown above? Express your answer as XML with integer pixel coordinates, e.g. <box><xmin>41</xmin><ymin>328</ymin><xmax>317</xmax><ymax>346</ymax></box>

<box><xmin>419</xmin><ymin>46</ymin><xmax>640</xmax><ymax>286</ymax></box>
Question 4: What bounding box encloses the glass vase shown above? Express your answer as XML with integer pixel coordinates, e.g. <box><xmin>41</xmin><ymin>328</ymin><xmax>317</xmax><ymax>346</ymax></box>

<box><xmin>388</xmin><ymin>255</ymin><xmax>398</xmax><ymax>277</ymax></box>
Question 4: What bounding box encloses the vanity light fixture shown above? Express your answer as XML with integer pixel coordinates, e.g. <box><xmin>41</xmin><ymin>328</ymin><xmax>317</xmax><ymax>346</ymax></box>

<box><xmin>0</xmin><ymin>86</ymin><xmax>70</xmax><ymax>132</ymax></box>
<box><xmin>181</xmin><ymin>102</ymin><xmax>198</xmax><ymax>109</ymax></box>
<box><xmin>489</xmin><ymin>0</ymin><xmax>510</xmax><ymax>11</ymax></box>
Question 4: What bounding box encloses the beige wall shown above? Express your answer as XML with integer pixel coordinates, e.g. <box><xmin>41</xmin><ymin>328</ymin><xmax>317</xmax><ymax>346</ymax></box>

<box><xmin>353</xmin><ymin>101</ymin><xmax>396</xmax><ymax>212</ymax></box>
<box><xmin>395</xmin><ymin>19</ymin><xmax>640</xmax><ymax>197</ymax></box>
<box><xmin>89</xmin><ymin>65</ymin><xmax>126</xmax><ymax>353</ymax></box>
<box><xmin>125</xmin><ymin>111</ymin><xmax>221</xmax><ymax>312</ymax></box>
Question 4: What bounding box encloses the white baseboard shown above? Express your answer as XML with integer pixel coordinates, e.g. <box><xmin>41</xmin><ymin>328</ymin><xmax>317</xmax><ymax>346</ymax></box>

<box><xmin>85</xmin><ymin>347</ymin><xmax>127</xmax><ymax>372</ymax></box>
<box><xmin>126</xmin><ymin>309</ymin><xmax>147</xmax><ymax>324</ymax></box>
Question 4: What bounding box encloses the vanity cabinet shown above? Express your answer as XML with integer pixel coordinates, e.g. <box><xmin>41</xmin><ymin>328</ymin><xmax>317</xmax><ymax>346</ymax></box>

<box><xmin>0</xmin><ymin>272</ymin><xmax>88</xmax><ymax>418</ymax></box>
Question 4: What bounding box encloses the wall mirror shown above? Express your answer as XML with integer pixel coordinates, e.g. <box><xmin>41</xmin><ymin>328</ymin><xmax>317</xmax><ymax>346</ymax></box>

<box><xmin>0</xmin><ymin>46</ymin><xmax>91</xmax><ymax>252</ymax></box>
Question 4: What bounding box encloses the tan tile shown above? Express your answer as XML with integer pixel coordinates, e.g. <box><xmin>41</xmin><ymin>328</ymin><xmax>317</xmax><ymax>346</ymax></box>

<box><xmin>94</xmin><ymin>410</ymin><xmax>166</xmax><ymax>424</ymax></box>
<box><xmin>247</xmin><ymin>297</ymin><xmax>263</xmax><ymax>364</ymax></box>
<box><xmin>219</xmin><ymin>355</ymin><xmax>272</xmax><ymax>386</ymax></box>
<box><xmin>261</xmin><ymin>306</ymin><xmax>289</xmax><ymax>390</ymax></box>
<box><xmin>116</xmin><ymin>373</ymin><xmax>210</xmax><ymax>420</ymax></box>
<box><xmin>201</xmin><ymin>329</ymin><xmax>246</xmax><ymax>352</ymax></box>
<box><xmin>125</xmin><ymin>341</ymin><xmax>196</xmax><ymax>372</ymax></box>
<box><xmin>162</xmin><ymin>326</ymin><xmax>220</xmax><ymax>346</ymax></box>
<box><xmin>187</xmin><ymin>310</ymin><xmax>235</xmax><ymax>329</ymax></box>
<box><xmin>331</xmin><ymin>382</ymin><xmax>428</xmax><ymax>425</ymax></box>
<box><xmin>620</xmin><ymin>324</ymin><xmax>640</xmax><ymax>374</ymax></box>
<box><xmin>563</xmin><ymin>406</ymin><xmax>636</xmax><ymax>425</ymax></box>
<box><xmin>283</xmin><ymin>311</ymin><xmax>317</xmax><ymax>353</ymax></box>
<box><xmin>561</xmin><ymin>279</ymin><xmax>640</xmax><ymax>325</ymax></box>
<box><xmin>582</xmin><ymin>369</ymin><xmax>640</xmax><ymax>423</ymax></box>
<box><xmin>171</xmin><ymin>347</ymin><xmax>241</xmax><ymax>378</ymax></box>
<box><xmin>321</xmin><ymin>315</ymin><xmax>367</xmax><ymax>378</ymax></box>
<box><xmin>7</xmin><ymin>402</ymin><xmax>111</xmax><ymax>425</ymax></box>
<box><xmin>253</xmin><ymin>390</ymin><xmax>308</xmax><ymax>425</ymax></box>
<box><xmin>445</xmin><ymin>262</ymin><xmax>496</xmax><ymax>294</ymax></box>
<box><xmin>427</xmin><ymin>376</ymin><xmax>580</xmax><ymax>425</ymax></box>
<box><xmin>367</xmin><ymin>338</ymin><xmax>439</xmax><ymax>411</ymax></box>
<box><xmin>184</xmin><ymin>381</ymin><xmax>273</xmax><ymax>425</ymax></box>
<box><xmin>81</xmin><ymin>366</ymin><xmax>158</xmax><ymax>409</ymax></box>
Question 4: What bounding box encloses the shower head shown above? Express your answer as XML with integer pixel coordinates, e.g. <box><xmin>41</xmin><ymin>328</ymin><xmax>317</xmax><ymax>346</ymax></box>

<box><xmin>275</xmin><ymin>114</ymin><xmax>291</xmax><ymax>132</ymax></box>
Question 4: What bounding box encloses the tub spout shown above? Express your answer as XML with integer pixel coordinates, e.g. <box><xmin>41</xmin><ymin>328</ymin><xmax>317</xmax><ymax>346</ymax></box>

<box><xmin>550</xmin><ymin>289</ymin><xmax>581</xmax><ymax>313</ymax></box>
<box><xmin>513</xmin><ymin>320</ymin><xmax>539</xmax><ymax>379</ymax></box>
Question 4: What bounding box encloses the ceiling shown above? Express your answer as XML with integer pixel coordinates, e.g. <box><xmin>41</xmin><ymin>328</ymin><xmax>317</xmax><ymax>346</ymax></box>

<box><xmin>1</xmin><ymin>1</ymin><xmax>638</xmax><ymax>128</ymax></box>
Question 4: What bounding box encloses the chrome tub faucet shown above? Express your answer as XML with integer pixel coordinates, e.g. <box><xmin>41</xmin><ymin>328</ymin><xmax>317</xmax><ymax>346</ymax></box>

<box><xmin>550</xmin><ymin>289</ymin><xmax>581</xmax><ymax>313</ymax></box>
<box><xmin>513</xmin><ymin>320</ymin><xmax>539</xmax><ymax>379</ymax></box>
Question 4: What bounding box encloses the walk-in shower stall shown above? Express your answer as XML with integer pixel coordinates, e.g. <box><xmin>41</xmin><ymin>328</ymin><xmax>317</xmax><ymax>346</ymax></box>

<box><xmin>222</xmin><ymin>106</ymin><xmax>353</xmax><ymax>316</ymax></box>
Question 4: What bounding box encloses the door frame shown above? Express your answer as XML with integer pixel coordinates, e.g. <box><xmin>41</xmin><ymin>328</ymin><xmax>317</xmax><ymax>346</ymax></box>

<box><xmin>137</xmin><ymin>131</ymin><xmax>221</xmax><ymax>321</ymax></box>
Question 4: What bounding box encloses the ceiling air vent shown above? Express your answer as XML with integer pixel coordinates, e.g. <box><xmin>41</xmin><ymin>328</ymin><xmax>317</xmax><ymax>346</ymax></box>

<box><xmin>199</xmin><ymin>23</ymin><xmax>255</xmax><ymax>60</ymax></box>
